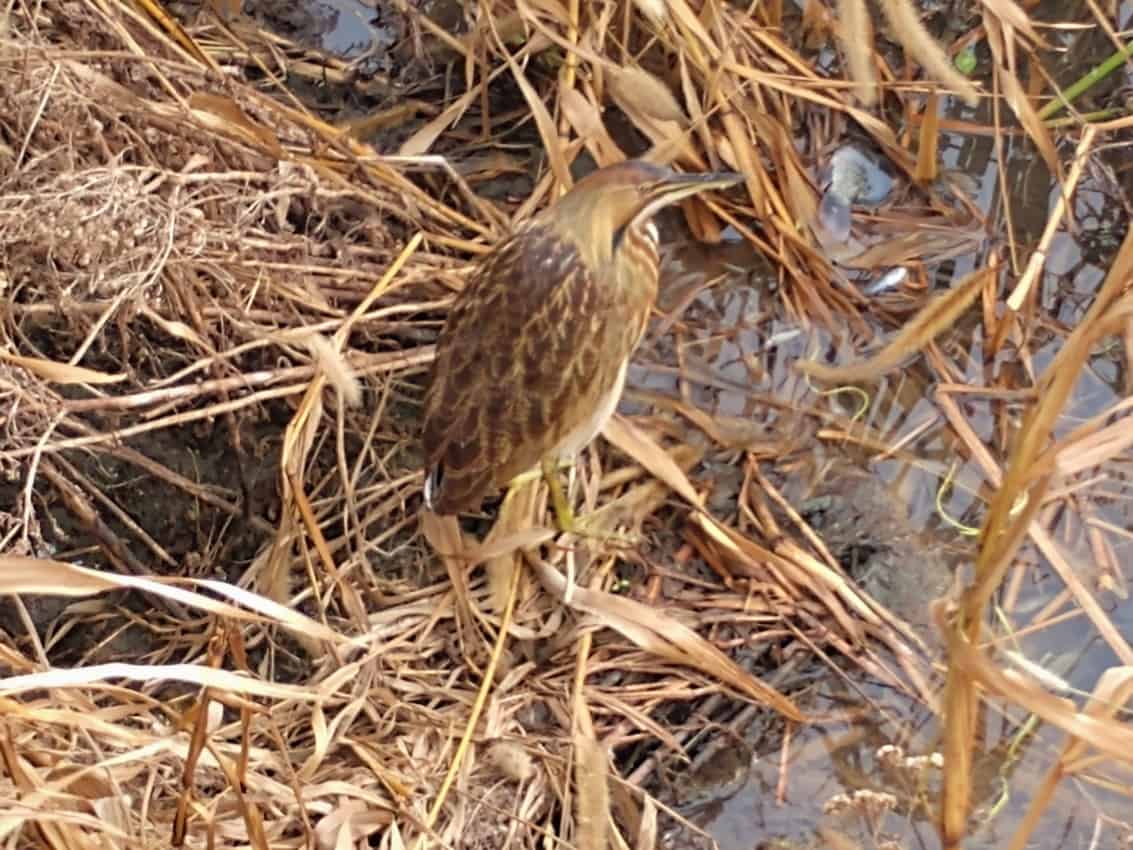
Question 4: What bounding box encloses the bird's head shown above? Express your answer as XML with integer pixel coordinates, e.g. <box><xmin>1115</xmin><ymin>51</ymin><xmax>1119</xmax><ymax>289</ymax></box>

<box><xmin>540</xmin><ymin>160</ymin><xmax>744</xmax><ymax>265</ymax></box>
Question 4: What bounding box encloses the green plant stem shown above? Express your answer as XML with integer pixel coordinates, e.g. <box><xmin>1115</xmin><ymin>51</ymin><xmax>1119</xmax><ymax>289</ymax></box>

<box><xmin>1038</xmin><ymin>39</ymin><xmax>1133</xmax><ymax>121</ymax></box>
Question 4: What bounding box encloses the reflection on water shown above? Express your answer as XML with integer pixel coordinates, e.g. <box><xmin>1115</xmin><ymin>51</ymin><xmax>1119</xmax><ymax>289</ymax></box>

<box><xmin>696</xmin><ymin>683</ymin><xmax>1131</xmax><ymax>850</ymax></box>
<box><xmin>632</xmin><ymin>57</ymin><xmax>1132</xmax><ymax>849</ymax></box>
<box><xmin>246</xmin><ymin>0</ymin><xmax>397</xmax><ymax>63</ymax></box>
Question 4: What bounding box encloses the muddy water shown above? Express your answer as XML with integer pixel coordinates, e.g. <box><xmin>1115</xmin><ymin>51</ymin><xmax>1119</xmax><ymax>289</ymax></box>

<box><xmin>253</xmin><ymin>2</ymin><xmax>1133</xmax><ymax>845</ymax></box>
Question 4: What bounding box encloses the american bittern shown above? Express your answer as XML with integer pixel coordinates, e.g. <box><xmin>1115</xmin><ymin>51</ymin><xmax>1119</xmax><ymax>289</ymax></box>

<box><xmin>422</xmin><ymin>159</ymin><xmax>743</xmax><ymax>530</ymax></box>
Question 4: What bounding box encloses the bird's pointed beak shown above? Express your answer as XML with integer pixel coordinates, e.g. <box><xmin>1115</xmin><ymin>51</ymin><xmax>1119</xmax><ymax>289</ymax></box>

<box><xmin>653</xmin><ymin>169</ymin><xmax>745</xmax><ymax>203</ymax></box>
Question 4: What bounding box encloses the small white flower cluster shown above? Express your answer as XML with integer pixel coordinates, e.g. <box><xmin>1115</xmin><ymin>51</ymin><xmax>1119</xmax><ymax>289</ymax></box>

<box><xmin>823</xmin><ymin>788</ymin><xmax>899</xmax><ymax>818</ymax></box>
<box><xmin>877</xmin><ymin>743</ymin><xmax>944</xmax><ymax>774</ymax></box>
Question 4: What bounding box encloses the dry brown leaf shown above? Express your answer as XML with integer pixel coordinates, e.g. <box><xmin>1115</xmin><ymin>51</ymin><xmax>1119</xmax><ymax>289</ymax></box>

<box><xmin>915</xmin><ymin>92</ymin><xmax>940</xmax><ymax>184</ymax></box>
<box><xmin>0</xmin><ymin>351</ymin><xmax>126</xmax><ymax>384</ymax></box>
<box><xmin>1006</xmin><ymin>125</ymin><xmax>1096</xmax><ymax>307</ymax></box>
<box><xmin>518</xmin><ymin>0</ymin><xmax>610</xmax><ymax>67</ymax></box>
<box><xmin>139</xmin><ymin>305</ymin><xmax>208</xmax><ymax>348</ymax></box>
<box><xmin>418</xmin><ymin>509</ymin><xmax>477</xmax><ymax>631</ymax></box>
<box><xmin>619</xmin><ymin>108</ymin><xmax>701</xmax><ymax>168</ymax></box>
<box><xmin>994</xmin><ymin>667</ymin><xmax>1133</xmax><ymax>849</ymax></box>
<box><xmin>782</xmin><ymin>148</ymin><xmax>818</xmax><ymax>228</ymax></box>
<box><xmin>599</xmin><ymin>421</ymin><xmax>831</xmax><ymax>635</ymax></box>
<box><xmin>608</xmin><ymin>66</ymin><xmax>687</xmax><ymax>124</ymax></box>
<box><xmin>662</xmin><ymin>0</ymin><xmax>717</xmax><ymax>57</ymax></box>
<box><xmin>1054</xmin><ymin>416</ymin><xmax>1133</xmax><ymax>478</ymax></box>
<box><xmin>134</xmin><ymin>0</ymin><xmax>217</xmax><ymax>70</ymax></box>
<box><xmin>482</xmin><ymin>478</ymin><xmax>542</xmax><ymax>613</ymax></box>
<box><xmin>1018</xmin><ymin>305</ymin><xmax>1133</xmax><ymax>522</ymax></box>
<box><xmin>0</xmin><ymin>658</ymin><xmax>320</xmax><ymax>701</ymax></box>
<box><xmin>471</xmin><ymin>526</ymin><xmax>557</xmax><ymax>563</ymax></box>
<box><xmin>341</xmin><ymin>100</ymin><xmax>437</xmax><ymax>139</ymax></box>
<box><xmin>398</xmin><ymin>90</ymin><xmax>477</xmax><ymax>156</ymax></box>
<box><xmin>942</xmin><ymin>229</ymin><xmax>1133</xmax><ymax>842</ymax></box>
<box><xmin>313</xmin><ymin>800</ymin><xmax>389</xmax><ymax>849</ymax></box>
<box><xmin>560</xmin><ymin>88</ymin><xmax>626</xmax><ymax>166</ymax></box>
<box><xmin>602</xmin><ymin>416</ymin><xmax>703</xmax><ymax>508</ymax></box>
<box><xmin>527</xmin><ymin>554</ymin><xmax>805</xmax><ymax>722</ymax></box>
<box><xmin>675</xmin><ymin>404</ymin><xmax>783</xmax><ymax>451</ymax></box>
<box><xmin>676</xmin><ymin>52</ymin><xmax>715</xmax><ymax>163</ymax></box>
<box><xmin>188</xmin><ymin>93</ymin><xmax>282</xmax><ymax>156</ymax></box>
<box><xmin>797</xmin><ymin>265</ymin><xmax>993</xmax><ymax>383</ymax></box>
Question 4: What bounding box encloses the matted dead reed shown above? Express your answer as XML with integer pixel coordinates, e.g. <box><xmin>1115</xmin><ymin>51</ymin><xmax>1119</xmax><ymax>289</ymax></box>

<box><xmin>1</xmin><ymin>0</ymin><xmax>1132</xmax><ymax>848</ymax></box>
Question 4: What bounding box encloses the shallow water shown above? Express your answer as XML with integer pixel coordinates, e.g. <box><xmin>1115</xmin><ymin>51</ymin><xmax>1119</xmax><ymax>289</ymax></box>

<box><xmin>635</xmin><ymin>29</ymin><xmax>1133</xmax><ymax>850</ymax></box>
<box><xmin>246</xmin><ymin>0</ymin><xmax>395</xmax><ymax>63</ymax></box>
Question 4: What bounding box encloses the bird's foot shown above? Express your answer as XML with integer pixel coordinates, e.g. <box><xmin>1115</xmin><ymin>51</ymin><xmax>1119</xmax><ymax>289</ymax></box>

<box><xmin>541</xmin><ymin>459</ymin><xmax>637</xmax><ymax>547</ymax></box>
<box><xmin>557</xmin><ymin>513</ymin><xmax>640</xmax><ymax>548</ymax></box>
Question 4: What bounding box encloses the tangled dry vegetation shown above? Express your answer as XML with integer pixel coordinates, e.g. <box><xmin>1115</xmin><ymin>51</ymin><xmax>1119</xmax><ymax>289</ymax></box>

<box><xmin>1</xmin><ymin>0</ymin><xmax>1133</xmax><ymax>848</ymax></box>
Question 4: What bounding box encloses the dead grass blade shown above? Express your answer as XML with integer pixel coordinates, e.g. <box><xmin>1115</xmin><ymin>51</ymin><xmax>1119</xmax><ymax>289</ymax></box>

<box><xmin>188</xmin><ymin>92</ymin><xmax>284</xmax><ymax>156</ymax></box>
<box><xmin>0</xmin><ymin>660</ymin><xmax>321</xmax><ymax>701</ymax></box>
<box><xmin>490</xmin><ymin>18</ymin><xmax>572</xmax><ymax>192</ymax></box>
<box><xmin>837</xmin><ymin>0</ymin><xmax>877</xmax><ymax>105</ymax></box>
<box><xmin>526</xmin><ymin>553</ymin><xmax>805</xmax><ymax>723</ymax></box>
<box><xmin>941</xmin><ymin>224</ymin><xmax>1133</xmax><ymax>845</ymax></box>
<box><xmin>838</xmin><ymin>220</ymin><xmax>985</xmax><ymax>269</ymax></box>
<box><xmin>1003</xmin><ymin>667</ymin><xmax>1133</xmax><ymax>850</ymax></box>
<box><xmin>482</xmin><ymin>478</ymin><xmax>543</xmax><ymax>612</ymax></box>
<box><xmin>914</xmin><ymin>92</ymin><xmax>940</xmax><ymax>183</ymax></box>
<box><xmin>1053</xmin><ymin>412</ymin><xmax>1133</xmax><ymax>478</ymax></box>
<box><xmin>981</xmin><ymin>0</ymin><xmax>1042</xmax><ymax>44</ymax></box>
<box><xmin>0</xmin><ymin>555</ymin><xmax>357</xmax><ymax>645</ymax></box>
<box><xmin>944</xmin><ymin>608</ymin><xmax>1133</xmax><ymax>763</ymax></box>
<box><xmin>398</xmin><ymin>90</ymin><xmax>478</xmax><ymax>157</ymax></box>
<box><xmin>876</xmin><ymin>0</ymin><xmax>980</xmax><ymax>106</ymax></box>
<box><xmin>560</xmin><ymin>88</ymin><xmax>626</xmax><ymax>166</ymax></box>
<box><xmin>0</xmin><ymin>351</ymin><xmax>125</xmax><ymax>384</ymax></box>
<box><xmin>574</xmin><ymin>733</ymin><xmax>610</xmax><ymax>850</ymax></box>
<box><xmin>635</xmin><ymin>795</ymin><xmax>657</xmax><ymax>850</ymax></box>
<box><xmin>798</xmin><ymin>265</ymin><xmax>994</xmax><ymax>383</ymax></box>
<box><xmin>129</xmin><ymin>0</ymin><xmax>218</xmax><ymax>71</ymax></box>
<box><xmin>1006</xmin><ymin>126</ymin><xmax>1094</xmax><ymax>311</ymax></box>
<box><xmin>418</xmin><ymin>509</ymin><xmax>477</xmax><ymax>637</ymax></box>
<box><xmin>411</xmin><ymin>545</ymin><xmax>522</xmax><ymax>850</ymax></box>
<box><xmin>986</xmin><ymin>18</ymin><xmax>1063</xmax><ymax>189</ymax></box>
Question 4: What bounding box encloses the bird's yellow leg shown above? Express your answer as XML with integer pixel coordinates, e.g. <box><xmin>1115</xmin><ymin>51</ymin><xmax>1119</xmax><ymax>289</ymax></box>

<box><xmin>541</xmin><ymin>456</ymin><xmax>578</xmax><ymax>534</ymax></box>
<box><xmin>538</xmin><ymin>457</ymin><xmax>638</xmax><ymax>547</ymax></box>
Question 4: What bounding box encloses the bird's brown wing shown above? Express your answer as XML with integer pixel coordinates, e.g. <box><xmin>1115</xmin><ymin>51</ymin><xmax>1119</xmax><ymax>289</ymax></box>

<box><xmin>422</xmin><ymin>223</ymin><xmax>641</xmax><ymax>515</ymax></box>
